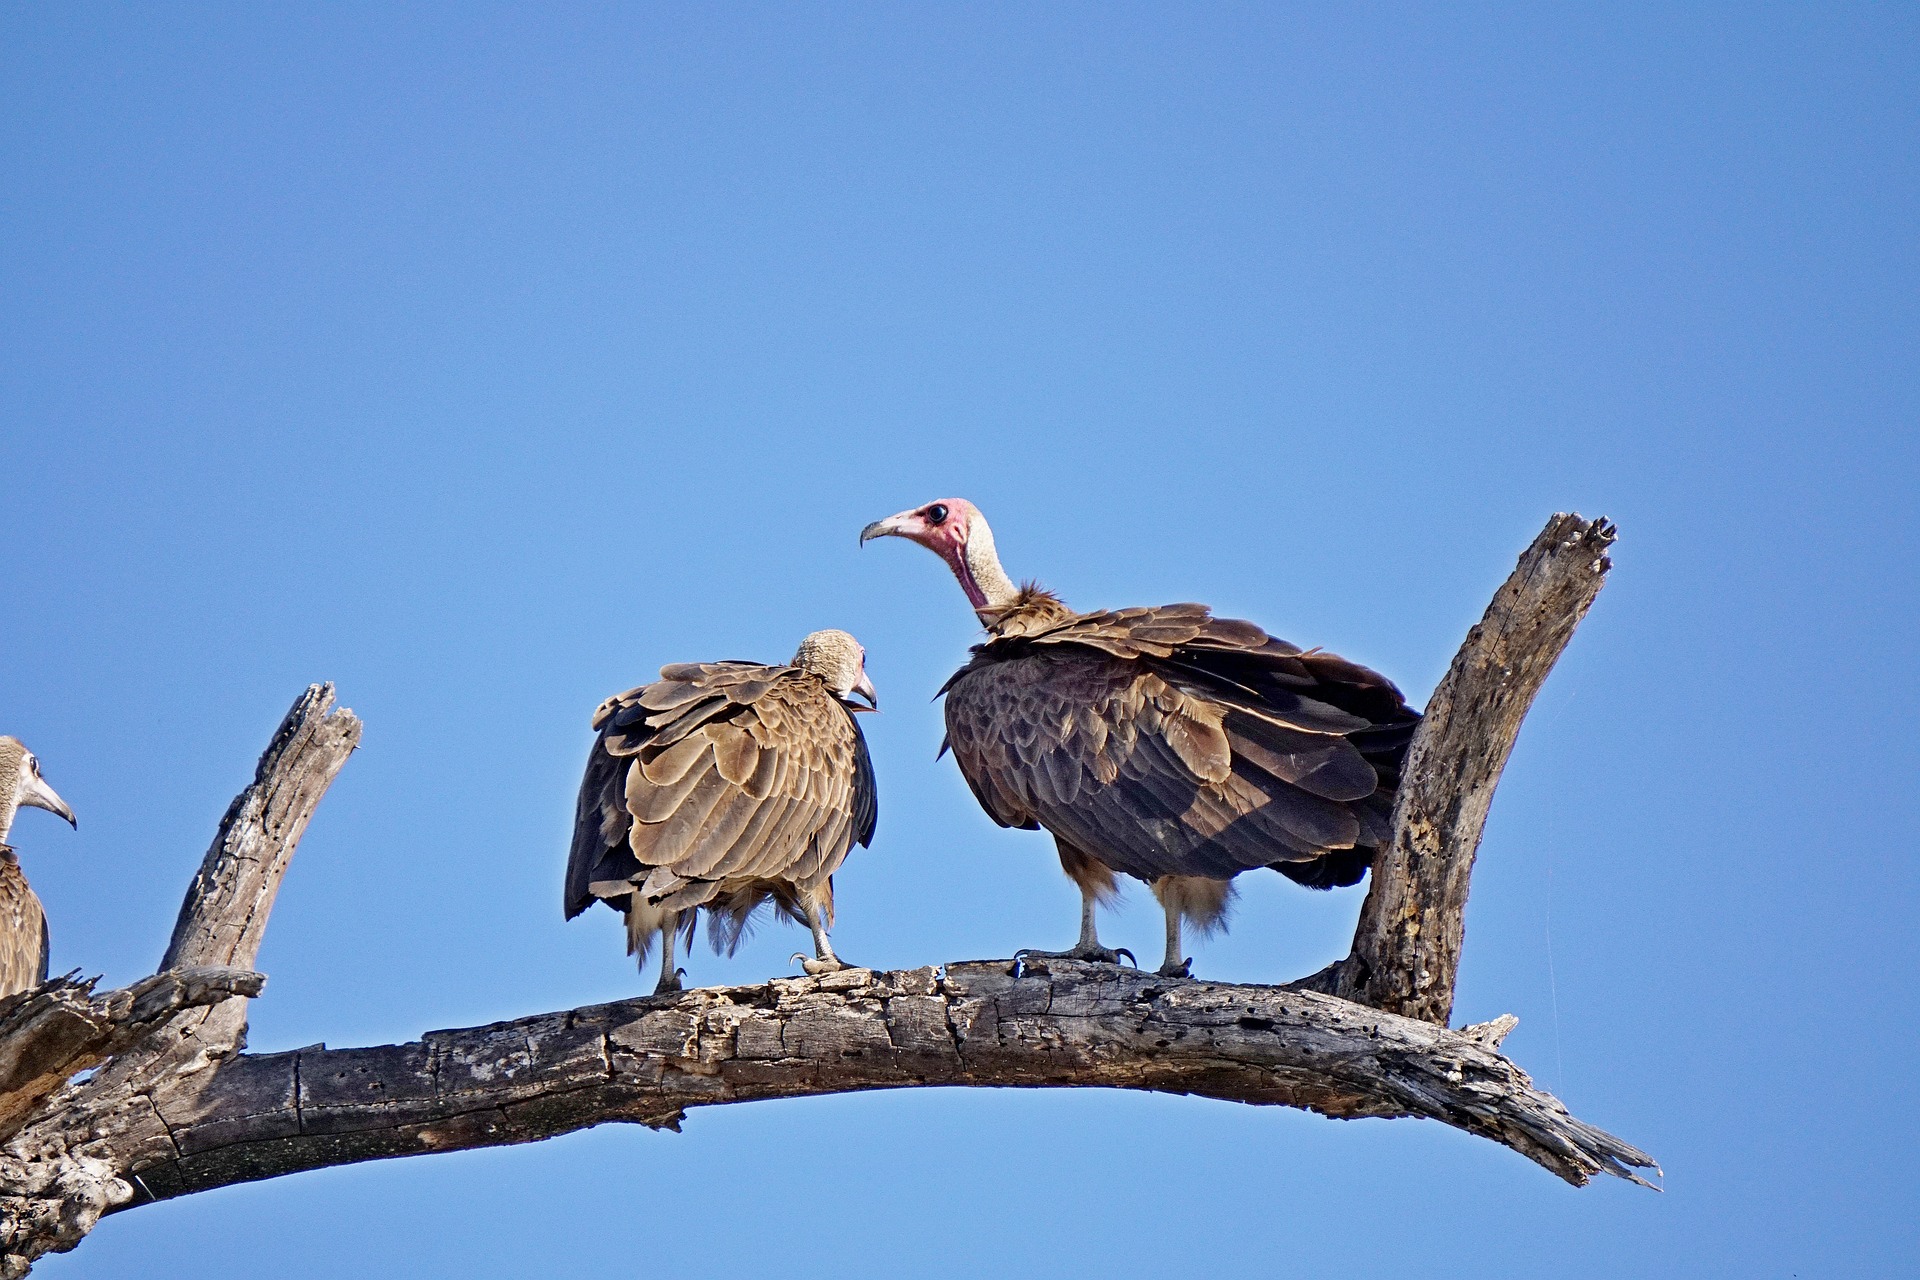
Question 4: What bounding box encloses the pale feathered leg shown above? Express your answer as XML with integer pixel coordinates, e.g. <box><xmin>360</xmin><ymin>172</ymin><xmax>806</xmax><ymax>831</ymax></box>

<box><xmin>654</xmin><ymin>910</ymin><xmax>684</xmax><ymax>994</ymax></box>
<box><xmin>1157</xmin><ymin>898</ymin><xmax>1189</xmax><ymax>978</ymax></box>
<box><xmin>1150</xmin><ymin>876</ymin><xmax>1234</xmax><ymax>978</ymax></box>
<box><xmin>791</xmin><ymin>894</ymin><xmax>849</xmax><ymax>975</ymax></box>
<box><xmin>626</xmin><ymin>897</ymin><xmax>686</xmax><ymax>995</ymax></box>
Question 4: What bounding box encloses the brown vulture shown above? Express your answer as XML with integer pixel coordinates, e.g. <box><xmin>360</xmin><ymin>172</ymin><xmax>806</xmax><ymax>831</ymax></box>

<box><xmin>861</xmin><ymin>498</ymin><xmax>1419</xmax><ymax>978</ymax></box>
<box><xmin>0</xmin><ymin>737</ymin><xmax>77</xmax><ymax>998</ymax></box>
<box><xmin>565</xmin><ymin>630</ymin><xmax>879</xmax><ymax>994</ymax></box>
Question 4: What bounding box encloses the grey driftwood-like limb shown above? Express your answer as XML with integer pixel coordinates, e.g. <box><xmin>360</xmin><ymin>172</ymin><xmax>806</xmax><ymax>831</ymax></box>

<box><xmin>1292</xmin><ymin>513</ymin><xmax>1616</xmax><ymax>1025</ymax></box>
<box><xmin>0</xmin><ymin>515</ymin><xmax>1651</xmax><ymax>1275</ymax></box>
<box><xmin>1</xmin><ymin>686</ymin><xmax>357</xmax><ymax>1276</ymax></box>
<box><xmin>162</xmin><ymin>683</ymin><xmax>363</xmax><ymax>971</ymax></box>
<box><xmin>0</xmin><ymin>968</ymin><xmax>264</xmax><ymax>1143</ymax></box>
<box><xmin>117</xmin><ymin>959</ymin><xmax>1655</xmax><ymax>1208</ymax></box>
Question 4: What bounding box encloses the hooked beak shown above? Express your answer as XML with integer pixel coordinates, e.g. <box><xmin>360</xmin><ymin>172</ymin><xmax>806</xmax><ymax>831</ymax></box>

<box><xmin>847</xmin><ymin>670</ymin><xmax>879</xmax><ymax>712</ymax></box>
<box><xmin>859</xmin><ymin>511</ymin><xmax>918</xmax><ymax>547</ymax></box>
<box><xmin>19</xmin><ymin>770</ymin><xmax>75</xmax><ymax>829</ymax></box>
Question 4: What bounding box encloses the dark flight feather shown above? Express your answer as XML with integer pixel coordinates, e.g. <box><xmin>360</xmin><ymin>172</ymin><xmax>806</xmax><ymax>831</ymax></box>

<box><xmin>941</xmin><ymin>588</ymin><xmax>1419</xmax><ymax>894</ymax></box>
<box><xmin>565</xmin><ymin>659</ymin><xmax>877</xmax><ymax>955</ymax></box>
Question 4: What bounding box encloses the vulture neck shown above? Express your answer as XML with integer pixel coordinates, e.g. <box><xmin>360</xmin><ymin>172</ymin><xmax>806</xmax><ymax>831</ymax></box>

<box><xmin>956</xmin><ymin>519</ymin><xmax>1020</xmax><ymax>614</ymax></box>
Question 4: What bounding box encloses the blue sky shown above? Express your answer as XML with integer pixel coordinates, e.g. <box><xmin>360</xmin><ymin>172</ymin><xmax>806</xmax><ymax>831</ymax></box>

<box><xmin>3</xmin><ymin>4</ymin><xmax>1915</xmax><ymax>1275</ymax></box>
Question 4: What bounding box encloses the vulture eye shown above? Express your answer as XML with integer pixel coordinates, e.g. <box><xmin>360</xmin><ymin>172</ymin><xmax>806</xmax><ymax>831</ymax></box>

<box><xmin>926</xmin><ymin>504</ymin><xmax>949</xmax><ymax>525</ymax></box>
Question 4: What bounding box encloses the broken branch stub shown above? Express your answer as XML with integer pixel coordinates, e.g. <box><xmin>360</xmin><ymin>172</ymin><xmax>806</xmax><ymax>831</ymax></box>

<box><xmin>162</xmin><ymin>682</ymin><xmax>362</xmax><ymax>973</ymax></box>
<box><xmin>1295</xmin><ymin>513</ymin><xmax>1616</xmax><ymax>1025</ymax></box>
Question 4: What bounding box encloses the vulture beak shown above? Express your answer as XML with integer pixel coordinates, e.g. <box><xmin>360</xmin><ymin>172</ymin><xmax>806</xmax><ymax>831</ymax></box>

<box><xmin>859</xmin><ymin>511</ymin><xmax>920</xmax><ymax>547</ymax></box>
<box><xmin>19</xmin><ymin>769</ymin><xmax>76</xmax><ymax>829</ymax></box>
<box><xmin>848</xmin><ymin>670</ymin><xmax>879</xmax><ymax>712</ymax></box>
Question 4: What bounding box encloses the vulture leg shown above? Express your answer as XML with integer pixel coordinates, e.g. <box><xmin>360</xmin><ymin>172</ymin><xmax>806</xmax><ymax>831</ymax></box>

<box><xmin>626</xmin><ymin>897</ymin><xmax>687</xmax><ymax>995</ymax></box>
<box><xmin>1149</xmin><ymin>876</ymin><xmax>1234</xmax><ymax>979</ymax></box>
<box><xmin>653</xmin><ymin>910</ymin><xmax>685</xmax><ymax>995</ymax></box>
<box><xmin>1157</xmin><ymin>900</ymin><xmax>1190</xmax><ymax>979</ymax></box>
<box><xmin>1013</xmin><ymin>883</ymin><xmax>1137</xmax><ymax>968</ymax></box>
<box><xmin>792</xmin><ymin>895</ymin><xmax>849</xmax><ymax>975</ymax></box>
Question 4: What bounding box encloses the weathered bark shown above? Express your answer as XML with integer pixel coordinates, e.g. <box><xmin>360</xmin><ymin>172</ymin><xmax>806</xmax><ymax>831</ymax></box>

<box><xmin>163</xmin><ymin>682</ymin><xmax>362</xmax><ymax>971</ymax></box>
<box><xmin>1294</xmin><ymin>514</ymin><xmax>1617</xmax><ymax>1024</ymax></box>
<box><xmin>0</xmin><ymin>968</ymin><xmax>263</xmax><ymax>1144</ymax></box>
<box><xmin>0</xmin><ymin>515</ymin><xmax>1651</xmax><ymax>1276</ymax></box>
<box><xmin>122</xmin><ymin>958</ymin><xmax>1656</xmax><ymax>1208</ymax></box>
<box><xmin>1</xmin><ymin>686</ymin><xmax>358</xmax><ymax>1276</ymax></box>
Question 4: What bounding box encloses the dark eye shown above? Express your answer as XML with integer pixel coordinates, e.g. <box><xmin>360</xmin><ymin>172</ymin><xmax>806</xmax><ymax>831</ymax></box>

<box><xmin>926</xmin><ymin>504</ymin><xmax>948</xmax><ymax>524</ymax></box>
<box><xmin>28</xmin><ymin>759</ymin><xmax>39</xmax><ymax>777</ymax></box>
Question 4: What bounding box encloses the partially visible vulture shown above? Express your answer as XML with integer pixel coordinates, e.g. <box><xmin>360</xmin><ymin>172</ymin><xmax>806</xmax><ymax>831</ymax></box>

<box><xmin>0</xmin><ymin>737</ymin><xmax>78</xmax><ymax>998</ymax></box>
<box><xmin>565</xmin><ymin>630</ymin><xmax>879</xmax><ymax>994</ymax></box>
<box><xmin>861</xmin><ymin>499</ymin><xmax>1419</xmax><ymax>978</ymax></box>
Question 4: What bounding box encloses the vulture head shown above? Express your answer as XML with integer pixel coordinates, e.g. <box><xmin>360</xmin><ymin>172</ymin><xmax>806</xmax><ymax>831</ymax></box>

<box><xmin>0</xmin><ymin>737</ymin><xmax>77</xmax><ymax>845</ymax></box>
<box><xmin>860</xmin><ymin>498</ymin><xmax>1019</xmax><ymax>613</ymax></box>
<box><xmin>793</xmin><ymin>629</ymin><xmax>879</xmax><ymax>711</ymax></box>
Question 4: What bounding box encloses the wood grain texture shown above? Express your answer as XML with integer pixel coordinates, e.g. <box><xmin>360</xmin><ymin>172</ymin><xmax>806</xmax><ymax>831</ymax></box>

<box><xmin>161</xmin><ymin>683</ymin><xmax>361</xmax><ymax>972</ymax></box>
<box><xmin>1292</xmin><ymin>514</ymin><xmax>1616</xmax><ymax>1023</ymax></box>
<box><xmin>117</xmin><ymin>959</ymin><xmax>1653</xmax><ymax>1207</ymax></box>
<box><xmin>0</xmin><ymin>968</ymin><xmax>263</xmax><ymax>1143</ymax></box>
<box><xmin>2</xmin><ymin>688</ymin><xmax>353</xmax><ymax>1276</ymax></box>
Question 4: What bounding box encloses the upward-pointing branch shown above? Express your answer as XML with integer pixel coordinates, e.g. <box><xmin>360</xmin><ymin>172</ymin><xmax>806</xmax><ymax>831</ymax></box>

<box><xmin>162</xmin><ymin>683</ymin><xmax>362</xmax><ymax>972</ymax></box>
<box><xmin>1295</xmin><ymin>513</ymin><xmax>1617</xmax><ymax>1023</ymax></box>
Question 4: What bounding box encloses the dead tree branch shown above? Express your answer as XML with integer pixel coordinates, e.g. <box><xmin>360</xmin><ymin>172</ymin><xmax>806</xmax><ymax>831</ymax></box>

<box><xmin>0</xmin><ymin>515</ymin><xmax>1650</xmax><ymax>1276</ymax></box>
<box><xmin>163</xmin><ymin>681</ymin><xmax>362</xmax><ymax>972</ymax></box>
<box><xmin>1293</xmin><ymin>514</ymin><xmax>1617</xmax><ymax>1023</ymax></box>
<box><xmin>124</xmin><ymin>958</ymin><xmax>1656</xmax><ymax>1208</ymax></box>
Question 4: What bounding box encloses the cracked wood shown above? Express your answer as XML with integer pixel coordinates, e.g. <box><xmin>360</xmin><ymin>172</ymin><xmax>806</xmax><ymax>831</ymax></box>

<box><xmin>1295</xmin><ymin>514</ymin><xmax>1617</xmax><ymax>1023</ymax></box>
<box><xmin>121</xmin><ymin>959</ymin><xmax>1655</xmax><ymax>1206</ymax></box>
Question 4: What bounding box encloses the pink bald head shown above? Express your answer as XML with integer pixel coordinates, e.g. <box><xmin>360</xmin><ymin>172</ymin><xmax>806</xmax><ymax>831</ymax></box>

<box><xmin>860</xmin><ymin>498</ymin><xmax>1017</xmax><ymax>611</ymax></box>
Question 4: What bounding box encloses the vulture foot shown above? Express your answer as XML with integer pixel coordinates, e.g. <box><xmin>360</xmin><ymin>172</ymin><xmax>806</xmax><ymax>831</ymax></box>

<box><xmin>790</xmin><ymin>952</ymin><xmax>851</xmax><ymax>976</ymax></box>
<box><xmin>1012</xmin><ymin>944</ymin><xmax>1137</xmax><ymax>973</ymax></box>
<box><xmin>652</xmin><ymin>968</ymin><xmax>687</xmax><ymax>996</ymax></box>
<box><xmin>1156</xmin><ymin>957</ymin><xmax>1193</xmax><ymax>979</ymax></box>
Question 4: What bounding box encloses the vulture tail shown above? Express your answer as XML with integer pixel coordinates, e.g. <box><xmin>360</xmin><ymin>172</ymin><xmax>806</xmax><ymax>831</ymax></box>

<box><xmin>705</xmin><ymin>882</ymin><xmax>808</xmax><ymax>957</ymax></box>
<box><xmin>1272</xmin><ymin>847</ymin><xmax>1373</xmax><ymax>891</ymax></box>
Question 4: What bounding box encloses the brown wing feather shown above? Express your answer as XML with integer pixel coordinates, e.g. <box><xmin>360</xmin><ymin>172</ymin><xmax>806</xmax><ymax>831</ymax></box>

<box><xmin>942</xmin><ymin>599</ymin><xmax>1418</xmax><ymax>889</ymax></box>
<box><xmin>0</xmin><ymin>857</ymin><xmax>48</xmax><ymax>998</ymax></box>
<box><xmin>565</xmin><ymin>660</ymin><xmax>877</xmax><ymax>946</ymax></box>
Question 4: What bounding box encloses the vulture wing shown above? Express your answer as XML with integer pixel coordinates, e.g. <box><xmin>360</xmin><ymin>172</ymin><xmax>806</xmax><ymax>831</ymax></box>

<box><xmin>0</xmin><ymin>855</ymin><xmax>48</xmax><ymax>998</ymax></box>
<box><xmin>565</xmin><ymin>661</ymin><xmax>876</xmax><ymax>930</ymax></box>
<box><xmin>943</xmin><ymin>602</ymin><xmax>1418</xmax><ymax>887</ymax></box>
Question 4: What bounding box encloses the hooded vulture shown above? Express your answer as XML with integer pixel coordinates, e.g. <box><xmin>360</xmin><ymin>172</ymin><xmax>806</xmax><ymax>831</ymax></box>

<box><xmin>861</xmin><ymin>499</ymin><xmax>1419</xmax><ymax>978</ymax></box>
<box><xmin>0</xmin><ymin>737</ymin><xmax>78</xmax><ymax>998</ymax></box>
<box><xmin>566</xmin><ymin>630</ymin><xmax>879</xmax><ymax>994</ymax></box>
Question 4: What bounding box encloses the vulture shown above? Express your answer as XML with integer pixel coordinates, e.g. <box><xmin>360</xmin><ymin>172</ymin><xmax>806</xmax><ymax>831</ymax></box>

<box><xmin>861</xmin><ymin>498</ymin><xmax>1419</xmax><ymax>978</ymax></box>
<box><xmin>565</xmin><ymin>629</ymin><xmax>879</xmax><ymax>994</ymax></box>
<box><xmin>0</xmin><ymin>737</ymin><xmax>77</xmax><ymax>998</ymax></box>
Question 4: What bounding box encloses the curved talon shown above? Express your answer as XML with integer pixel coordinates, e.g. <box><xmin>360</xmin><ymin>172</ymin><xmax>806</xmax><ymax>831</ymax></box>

<box><xmin>1156</xmin><ymin>957</ymin><xmax>1192</xmax><ymax>979</ymax></box>
<box><xmin>1012</xmin><ymin>945</ymin><xmax>1135</xmax><ymax>972</ymax></box>
<box><xmin>789</xmin><ymin>952</ymin><xmax>810</xmax><ymax>969</ymax></box>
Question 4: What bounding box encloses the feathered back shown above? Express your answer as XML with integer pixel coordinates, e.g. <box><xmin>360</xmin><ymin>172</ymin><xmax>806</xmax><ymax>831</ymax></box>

<box><xmin>941</xmin><ymin>598</ymin><xmax>1417</xmax><ymax>888</ymax></box>
<box><xmin>566</xmin><ymin>658</ymin><xmax>877</xmax><ymax>952</ymax></box>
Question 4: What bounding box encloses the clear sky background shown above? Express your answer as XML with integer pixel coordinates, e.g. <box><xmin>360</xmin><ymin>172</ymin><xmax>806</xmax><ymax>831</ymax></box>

<box><xmin>3</xmin><ymin>4</ymin><xmax>1915</xmax><ymax>1276</ymax></box>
